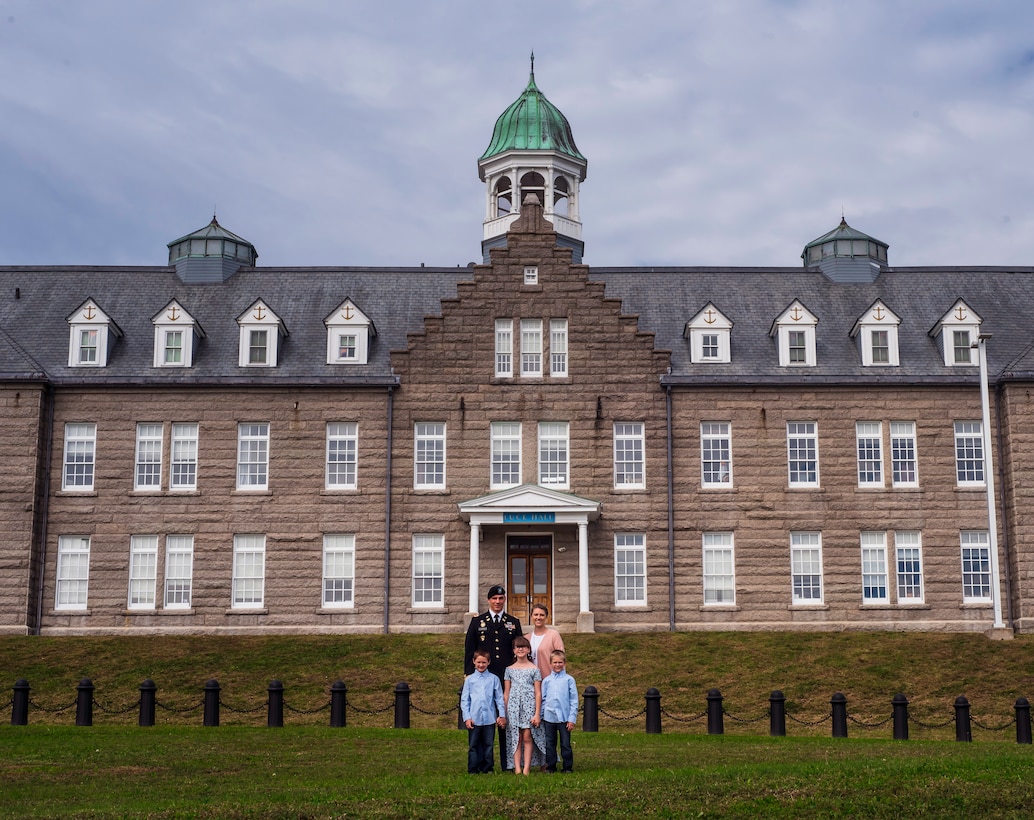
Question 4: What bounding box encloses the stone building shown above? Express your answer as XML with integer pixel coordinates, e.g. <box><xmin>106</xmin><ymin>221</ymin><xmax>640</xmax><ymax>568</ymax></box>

<box><xmin>2</xmin><ymin>64</ymin><xmax>1033</xmax><ymax>636</ymax></box>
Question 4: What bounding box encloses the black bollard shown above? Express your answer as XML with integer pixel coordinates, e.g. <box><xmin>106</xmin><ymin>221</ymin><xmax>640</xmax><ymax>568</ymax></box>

<box><xmin>394</xmin><ymin>681</ymin><xmax>411</xmax><ymax>729</ymax></box>
<box><xmin>769</xmin><ymin>690</ymin><xmax>786</xmax><ymax>737</ymax></box>
<box><xmin>707</xmin><ymin>689</ymin><xmax>724</xmax><ymax>735</ymax></box>
<box><xmin>1016</xmin><ymin>697</ymin><xmax>1032</xmax><ymax>745</ymax></box>
<box><xmin>203</xmin><ymin>679</ymin><xmax>220</xmax><ymax>727</ymax></box>
<box><xmin>76</xmin><ymin>678</ymin><xmax>94</xmax><ymax>727</ymax></box>
<box><xmin>892</xmin><ymin>693</ymin><xmax>909</xmax><ymax>740</ymax></box>
<box><xmin>330</xmin><ymin>680</ymin><xmax>347</xmax><ymax>728</ymax></box>
<box><xmin>831</xmin><ymin>692</ymin><xmax>848</xmax><ymax>738</ymax></box>
<box><xmin>139</xmin><ymin>679</ymin><xmax>157</xmax><ymax>727</ymax></box>
<box><xmin>582</xmin><ymin>686</ymin><xmax>599</xmax><ymax>733</ymax></box>
<box><xmin>267</xmin><ymin>680</ymin><xmax>284</xmax><ymax>728</ymax></box>
<box><xmin>11</xmin><ymin>679</ymin><xmax>30</xmax><ymax>726</ymax></box>
<box><xmin>954</xmin><ymin>695</ymin><xmax>971</xmax><ymax>742</ymax></box>
<box><xmin>645</xmin><ymin>687</ymin><xmax>662</xmax><ymax>734</ymax></box>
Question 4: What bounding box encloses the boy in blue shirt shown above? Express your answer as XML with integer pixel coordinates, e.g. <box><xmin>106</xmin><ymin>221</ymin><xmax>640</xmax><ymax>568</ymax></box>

<box><xmin>541</xmin><ymin>649</ymin><xmax>578</xmax><ymax>773</ymax></box>
<box><xmin>461</xmin><ymin>648</ymin><xmax>507</xmax><ymax>773</ymax></box>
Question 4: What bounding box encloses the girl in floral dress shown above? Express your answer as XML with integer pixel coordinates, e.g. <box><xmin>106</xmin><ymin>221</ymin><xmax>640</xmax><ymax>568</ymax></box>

<box><xmin>503</xmin><ymin>636</ymin><xmax>546</xmax><ymax>774</ymax></box>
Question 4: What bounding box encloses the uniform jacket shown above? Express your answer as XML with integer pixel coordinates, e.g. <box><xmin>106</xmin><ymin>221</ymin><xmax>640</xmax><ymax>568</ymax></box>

<box><xmin>464</xmin><ymin>611</ymin><xmax>523</xmax><ymax>679</ymax></box>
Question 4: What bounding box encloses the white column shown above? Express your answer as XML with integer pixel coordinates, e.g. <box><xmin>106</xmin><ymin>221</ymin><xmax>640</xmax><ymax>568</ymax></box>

<box><xmin>976</xmin><ymin>336</ymin><xmax>1005</xmax><ymax>628</ymax></box>
<box><xmin>578</xmin><ymin>520</ymin><xmax>589</xmax><ymax>613</ymax></box>
<box><xmin>468</xmin><ymin>522</ymin><xmax>481</xmax><ymax>615</ymax></box>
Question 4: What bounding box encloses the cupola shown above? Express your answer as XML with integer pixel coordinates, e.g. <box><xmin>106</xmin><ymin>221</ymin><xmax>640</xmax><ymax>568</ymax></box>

<box><xmin>802</xmin><ymin>218</ymin><xmax>888</xmax><ymax>283</ymax></box>
<box><xmin>478</xmin><ymin>55</ymin><xmax>588</xmax><ymax>263</ymax></box>
<box><xmin>167</xmin><ymin>215</ymin><xmax>257</xmax><ymax>283</ymax></box>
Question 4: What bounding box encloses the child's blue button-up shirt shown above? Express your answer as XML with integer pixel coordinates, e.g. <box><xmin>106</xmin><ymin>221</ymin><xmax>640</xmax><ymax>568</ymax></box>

<box><xmin>541</xmin><ymin>670</ymin><xmax>579</xmax><ymax>724</ymax></box>
<box><xmin>461</xmin><ymin>669</ymin><xmax>506</xmax><ymax>726</ymax></box>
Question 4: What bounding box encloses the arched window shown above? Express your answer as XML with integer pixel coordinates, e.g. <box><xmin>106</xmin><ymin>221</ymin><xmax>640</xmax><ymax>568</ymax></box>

<box><xmin>494</xmin><ymin>177</ymin><xmax>512</xmax><ymax>217</ymax></box>
<box><xmin>519</xmin><ymin>172</ymin><xmax>545</xmax><ymax>207</ymax></box>
<box><xmin>553</xmin><ymin>176</ymin><xmax>570</xmax><ymax>217</ymax></box>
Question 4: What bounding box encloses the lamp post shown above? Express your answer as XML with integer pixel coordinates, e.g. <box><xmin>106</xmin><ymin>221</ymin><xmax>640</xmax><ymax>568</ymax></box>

<box><xmin>974</xmin><ymin>334</ymin><xmax>1005</xmax><ymax>629</ymax></box>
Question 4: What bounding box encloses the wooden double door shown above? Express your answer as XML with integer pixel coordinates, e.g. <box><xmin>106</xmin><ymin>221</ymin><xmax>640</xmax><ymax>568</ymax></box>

<box><xmin>506</xmin><ymin>535</ymin><xmax>552</xmax><ymax>624</ymax></box>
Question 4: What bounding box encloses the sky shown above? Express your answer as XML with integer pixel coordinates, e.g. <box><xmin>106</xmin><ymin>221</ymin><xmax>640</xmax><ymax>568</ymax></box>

<box><xmin>2</xmin><ymin>1</ymin><xmax>1034</xmax><ymax>270</ymax></box>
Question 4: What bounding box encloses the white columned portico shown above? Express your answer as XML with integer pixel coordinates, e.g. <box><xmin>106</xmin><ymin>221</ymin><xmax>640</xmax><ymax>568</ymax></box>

<box><xmin>468</xmin><ymin>521</ymin><xmax>481</xmax><ymax>616</ymax></box>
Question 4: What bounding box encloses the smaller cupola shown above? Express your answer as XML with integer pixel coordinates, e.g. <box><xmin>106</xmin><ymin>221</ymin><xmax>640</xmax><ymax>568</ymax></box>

<box><xmin>802</xmin><ymin>218</ymin><xmax>888</xmax><ymax>282</ymax></box>
<box><xmin>168</xmin><ymin>215</ymin><xmax>257</xmax><ymax>283</ymax></box>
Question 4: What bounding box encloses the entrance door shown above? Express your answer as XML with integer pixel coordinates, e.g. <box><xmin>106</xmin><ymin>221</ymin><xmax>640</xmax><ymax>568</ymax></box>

<box><xmin>507</xmin><ymin>535</ymin><xmax>552</xmax><ymax>624</ymax></box>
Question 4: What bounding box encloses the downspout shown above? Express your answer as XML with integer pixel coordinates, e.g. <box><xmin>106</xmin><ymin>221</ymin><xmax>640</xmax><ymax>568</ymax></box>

<box><xmin>665</xmin><ymin>384</ymin><xmax>675</xmax><ymax>631</ymax></box>
<box><xmin>994</xmin><ymin>380</ymin><xmax>1013</xmax><ymax>627</ymax></box>
<box><xmin>32</xmin><ymin>383</ymin><xmax>55</xmax><ymax>635</ymax></box>
<box><xmin>383</xmin><ymin>381</ymin><xmax>397</xmax><ymax>634</ymax></box>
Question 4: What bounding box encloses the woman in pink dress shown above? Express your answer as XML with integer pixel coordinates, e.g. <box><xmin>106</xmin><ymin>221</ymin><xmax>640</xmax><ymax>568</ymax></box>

<box><xmin>528</xmin><ymin>603</ymin><xmax>564</xmax><ymax>682</ymax></box>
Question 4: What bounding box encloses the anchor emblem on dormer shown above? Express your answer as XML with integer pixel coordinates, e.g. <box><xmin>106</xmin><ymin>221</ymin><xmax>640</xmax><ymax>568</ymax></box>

<box><xmin>704</xmin><ymin>309</ymin><xmax>716</xmax><ymax>324</ymax></box>
<box><xmin>253</xmin><ymin>305</ymin><xmax>266</xmax><ymax>320</ymax></box>
<box><xmin>955</xmin><ymin>305</ymin><xmax>968</xmax><ymax>321</ymax></box>
<box><xmin>168</xmin><ymin>305</ymin><xmax>180</xmax><ymax>321</ymax></box>
<box><xmin>873</xmin><ymin>305</ymin><xmax>885</xmax><ymax>321</ymax></box>
<box><xmin>790</xmin><ymin>306</ymin><xmax>804</xmax><ymax>321</ymax></box>
<box><xmin>84</xmin><ymin>305</ymin><xmax>96</xmax><ymax>320</ymax></box>
<box><xmin>342</xmin><ymin>304</ymin><xmax>354</xmax><ymax>320</ymax></box>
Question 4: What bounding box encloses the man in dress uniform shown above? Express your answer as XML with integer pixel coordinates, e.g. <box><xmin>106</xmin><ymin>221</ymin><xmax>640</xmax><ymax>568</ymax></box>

<box><xmin>464</xmin><ymin>584</ymin><xmax>522</xmax><ymax>768</ymax></box>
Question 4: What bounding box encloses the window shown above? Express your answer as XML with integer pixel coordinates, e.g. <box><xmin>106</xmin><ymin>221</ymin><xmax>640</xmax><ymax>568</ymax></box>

<box><xmin>163</xmin><ymin>330</ymin><xmax>183</xmax><ymax>365</ymax></box>
<box><xmin>78</xmin><ymin>329</ymin><xmax>98</xmax><ymax>364</ymax></box>
<box><xmin>703</xmin><ymin>532</ymin><xmax>735</xmax><ymax>605</ymax></box>
<box><xmin>62</xmin><ymin>423</ymin><xmax>96</xmax><ymax>492</ymax></box>
<box><xmin>550</xmin><ymin>319</ymin><xmax>568</xmax><ymax>377</ymax></box>
<box><xmin>495</xmin><ymin>319</ymin><xmax>513</xmax><ymax>377</ymax></box>
<box><xmin>790</xmin><ymin>532</ymin><xmax>823</xmax><ymax>604</ymax></box>
<box><xmin>860</xmin><ymin>531</ymin><xmax>889</xmax><ymax>603</ymax></box>
<box><xmin>491</xmin><ymin>422</ymin><xmax>521</xmax><ymax>488</ymax></box>
<box><xmin>326</xmin><ymin>422</ymin><xmax>358</xmax><ymax>490</ymax></box>
<box><xmin>895</xmin><ymin>531</ymin><xmax>924</xmax><ymax>603</ymax></box>
<box><xmin>890</xmin><ymin>422</ymin><xmax>918</xmax><ymax>487</ymax></box>
<box><xmin>324</xmin><ymin>299</ymin><xmax>374</xmax><ymax>365</ymax></box>
<box><xmin>171</xmin><ymin>423</ymin><xmax>198</xmax><ymax>491</ymax></box>
<box><xmin>960</xmin><ymin>531</ymin><xmax>992</xmax><ymax>603</ymax></box>
<box><xmin>237</xmin><ymin>300</ymin><xmax>284</xmax><ymax>368</ymax></box>
<box><xmin>855</xmin><ymin>422</ymin><xmax>883</xmax><ymax>487</ymax></box>
<box><xmin>685</xmin><ymin>303</ymin><xmax>732</xmax><ymax>364</ymax></box>
<box><xmin>773</xmin><ymin>301</ymin><xmax>817</xmax><ymax>367</ymax></box>
<box><xmin>954</xmin><ymin>421</ymin><xmax>984</xmax><ymax>486</ymax></box>
<box><xmin>953</xmin><ymin>330</ymin><xmax>972</xmax><ymax>364</ymax></box>
<box><xmin>249</xmin><ymin>330</ymin><xmax>268</xmax><ymax>365</ymax></box>
<box><xmin>237</xmin><ymin>423</ymin><xmax>270</xmax><ymax>490</ymax></box>
<box><xmin>932</xmin><ymin>300</ymin><xmax>980</xmax><ymax>367</ymax></box>
<box><xmin>56</xmin><ymin>536</ymin><xmax>91</xmax><ymax>611</ymax></box>
<box><xmin>538</xmin><ymin>422</ymin><xmax>569</xmax><ymax>488</ymax></box>
<box><xmin>853</xmin><ymin>301</ymin><xmax>900</xmax><ymax>367</ymax></box>
<box><xmin>701</xmin><ymin>422</ymin><xmax>732</xmax><ymax>487</ymax></box>
<box><xmin>524</xmin><ymin>266</ymin><xmax>538</xmax><ymax>285</ymax></box>
<box><xmin>128</xmin><ymin>535</ymin><xmax>158</xmax><ymax>610</ymax></box>
<box><xmin>787</xmin><ymin>422</ymin><xmax>819</xmax><ymax>487</ymax></box>
<box><xmin>869</xmin><ymin>330</ymin><xmax>889</xmax><ymax>363</ymax></box>
<box><xmin>232</xmin><ymin>535</ymin><xmax>265</xmax><ymax>608</ymax></box>
<box><xmin>134</xmin><ymin>423</ymin><xmax>163</xmax><ymax>491</ymax></box>
<box><xmin>412</xmin><ymin>534</ymin><xmax>444</xmax><ymax>607</ymax></box>
<box><xmin>68</xmin><ymin>300</ymin><xmax>119</xmax><ymax>367</ymax></box>
<box><xmin>521</xmin><ymin>319</ymin><xmax>542</xmax><ymax>377</ymax></box>
<box><xmin>337</xmin><ymin>334</ymin><xmax>357</xmax><ymax>361</ymax></box>
<box><xmin>701</xmin><ymin>334</ymin><xmax>719</xmax><ymax>359</ymax></box>
<box><xmin>152</xmin><ymin>301</ymin><xmax>200</xmax><ymax>368</ymax></box>
<box><xmin>788</xmin><ymin>331</ymin><xmax>807</xmax><ymax>364</ymax></box>
<box><xmin>164</xmin><ymin>535</ymin><xmax>194</xmax><ymax>609</ymax></box>
<box><xmin>613</xmin><ymin>422</ymin><xmax>644</xmax><ymax>489</ymax></box>
<box><xmin>323</xmin><ymin>534</ymin><xmax>355</xmax><ymax>608</ymax></box>
<box><xmin>614</xmin><ymin>533</ymin><xmax>646</xmax><ymax>605</ymax></box>
<box><xmin>414</xmin><ymin>422</ymin><xmax>446</xmax><ymax>489</ymax></box>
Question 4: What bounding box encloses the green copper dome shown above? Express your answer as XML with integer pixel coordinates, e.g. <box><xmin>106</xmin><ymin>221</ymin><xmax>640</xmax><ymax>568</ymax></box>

<box><xmin>479</xmin><ymin>58</ymin><xmax>585</xmax><ymax>162</ymax></box>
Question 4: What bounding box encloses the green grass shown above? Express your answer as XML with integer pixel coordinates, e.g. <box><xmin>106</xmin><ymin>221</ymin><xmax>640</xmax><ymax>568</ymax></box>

<box><xmin>2</xmin><ymin>632</ymin><xmax>1034</xmax><ymax>817</ymax></box>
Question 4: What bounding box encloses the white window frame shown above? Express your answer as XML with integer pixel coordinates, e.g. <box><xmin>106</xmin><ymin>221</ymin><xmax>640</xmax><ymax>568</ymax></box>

<box><xmin>336</xmin><ymin>333</ymin><xmax>358</xmax><ymax>362</ymax></box>
<box><xmin>614</xmin><ymin>533</ymin><xmax>646</xmax><ymax>606</ymax></box>
<box><xmin>134</xmin><ymin>423</ymin><xmax>163</xmax><ymax>492</ymax></box>
<box><xmin>538</xmin><ymin>421</ymin><xmax>569</xmax><ymax>489</ymax></box>
<box><xmin>164</xmin><ymin>535</ymin><xmax>194</xmax><ymax>609</ymax></box>
<box><xmin>954</xmin><ymin>421</ymin><xmax>985</xmax><ymax>487</ymax></box>
<box><xmin>322</xmin><ymin>534</ymin><xmax>356</xmax><ymax>609</ymax></box>
<box><xmin>860</xmin><ymin>531</ymin><xmax>889</xmax><ymax>604</ymax></box>
<box><xmin>787</xmin><ymin>422</ymin><xmax>819</xmax><ymax>488</ymax></box>
<box><xmin>854</xmin><ymin>301</ymin><xmax>900</xmax><ymax>367</ymax></box>
<box><xmin>685</xmin><ymin>304</ymin><xmax>732</xmax><ymax>364</ymax></box>
<box><xmin>523</xmin><ymin>266</ymin><xmax>539</xmax><ymax>285</ymax></box>
<box><xmin>890</xmin><ymin>421</ymin><xmax>918</xmax><ymax>488</ymax></box>
<box><xmin>248</xmin><ymin>329</ymin><xmax>269</xmax><ymax>366</ymax></box>
<box><xmin>855</xmin><ymin>422</ymin><xmax>883</xmax><ymax>488</ymax></box>
<box><xmin>702</xmin><ymin>532</ymin><xmax>735</xmax><ymax>605</ymax></box>
<box><xmin>68</xmin><ymin>301</ymin><xmax>117</xmax><ymax>368</ymax></box>
<box><xmin>521</xmin><ymin>319</ymin><xmax>543</xmax><ymax>377</ymax></box>
<box><xmin>325</xmin><ymin>422</ymin><xmax>358</xmax><ymax>490</ymax></box>
<box><xmin>170</xmin><ymin>423</ymin><xmax>199</xmax><ymax>491</ymax></box>
<box><xmin>56</xmin><ymin>535</ymin><xmax>91</xmax><ymax>611</ymax></box>
<box><xmin>237</xmin><ymin>301</ymin><xmax>283</xmax><ymax>368</ymax></box>
<box><xmin>495</xmin><ymin>319</ymin><xmax>513</xmax><ymax>377</ymax></box>
<box><xmin>550</xmin><ymin>318</ymin><xmax>568</xmax><ymax>377</ymax></box>
<box><xmin>75</xmin><ymin>327</ymin><xmax>100</xmax><ymax>365</ymax></box>
<box><xmin>774</xmin><ymin>302</ymin><xmax>817</xmax><ymax>367</ymax></box>
<box><xmin>62</xmin><ymin>422</ymin><xmax>97</xmax><ymax>492</ymax></box>
<box><xmin>701</xmin><ymin>421</ymin><xmax>732</xmax><ymax>488</ymax></box>
<box><xmin>237</xmin><ymin>423</ymin><xmax>270</xmax><ymax>491</ymax></box>
<box><xmin>152</xmin><ymin>301</ymin><xmax>199</xmax><ymax>368</ymax></box>
<box><xmin>324</xmin><ymin>300</ymin><xmax>372</xmax><ymax>365</ymax></box>
<box><xmin>952</xmin><ymin>329</ymin><xmax>973</xmax><ymax>365</ymax></box>
<box><xmin>894</xmin><ymin>530</ymin><xmax>924</xmax><ymax>604</ymax></box>
<box><xmin>613</xmin><ymin>422</ymin><xmax>645</xmax><ymax>489</ymax></box>
<box><xmin>128</xmin><ymin>535</ymin><xmax>159</xmax><ymax>610</ymax></box>
<box><xmin>162</xmin><ymin>329</ymin><xmax>184</xmax><ymax>366</ymax></box>
<box><xmin>491</xmin><ymin>422</ymin><xmax>522</xmax><ymax>489</ymax></box>
<box><xmin>960</xmin><ymin>530</ymin><xmax>992</xmax><ymax>603</ymax></box>
<box><xmin>790</xmin><ymin>531</ymin><xmax>823</xmax><ymax>604</ymax></box>
<box><xmin>232</xmin><ymin>534</ymin><xmax>266</xmax><ymax>608</ymax></box>
<box><xmin>412</xmin><ymin>533</ymin><xmax>444</xmax><ymax>608</ymax></box>
<box><xmin>933</xmin><ymin>302</ymin><xmax>980</xmax><ymax>367</ymax></box>
<box><xmin>414</xmin><ymin>422</ymin><xmax>446</xmax><ymax>489</ymax></box>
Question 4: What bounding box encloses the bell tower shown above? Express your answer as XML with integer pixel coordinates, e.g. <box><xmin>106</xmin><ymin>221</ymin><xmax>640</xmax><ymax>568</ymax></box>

<box><xmin>478</xmin><ymin>55</ymin><xmax>588</xmax><ymax>262</ymax></box>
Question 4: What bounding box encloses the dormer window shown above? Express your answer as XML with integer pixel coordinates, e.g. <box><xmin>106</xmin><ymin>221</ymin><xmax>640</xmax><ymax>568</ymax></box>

<box><xmin>851</xmin><ymin>300</ymin><xmax>900</xmax><ymax>367</ymax></box>
<box><xmin>237</xmin><ymin>300</ymin><xmax>286</xmax><ymax>368</ymax></box>
<box><xmin>324</xmin><ymin>299</ymin><xmax>375</xmax><ymax>365</ymax></box>
<box><xmin>771</xmin><ymin>300</ymin><xmax>817</xmax><ymax>367</ymax></box>
<box><xmin>67</xmin><ymin>299</ymin><xmax>122</xmax><ymax>368</ymax></box>
<box><xmin>684</xmin><ymin>303</ymin><xmax>732</xmax><ymax>364</ymax></box>
<box><xmin>152</xmin><ymin>300</ymin><xmax>204</xmax><ymax>368</ymax></box>
<box><xmin>930</xmin><ymin>300</ymin><xmax>981</xmax><ymax>367</ymax></box>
